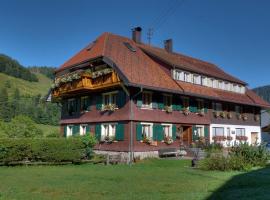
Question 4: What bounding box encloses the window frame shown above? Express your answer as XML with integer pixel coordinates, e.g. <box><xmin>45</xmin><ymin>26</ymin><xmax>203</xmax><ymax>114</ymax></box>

<box><xmin>196</xmin><ymin>125</ymin><xmax>205</xmax><ymax>137</ymax></box>
<box><xmin>141</xmin><ymin>122</ymin><xmax>153</xmax><ymax>139</ymax></box>
<box><xmin>101</xmin><ymin>123</ymin><xmax>117</xmax><ymax>140</ymax></box>
<box><xmin>161</xmin><ymin>123</ymin><xmax>172</xmax><ymax>138</ymax></box>
<box><xmin>67</xmin><ymin>125</ymin><xmax>73</xmax><ymax>137</ymax></box>
<box><xmin>236</xmin><ymin>128</ymin><xmax>245</xmax><ymax>136</ymax></box>
<box><xmin>141</xmin><ymin>91</ymin><xmax>153</xmax><ymax>109</ymax></box>
<box><xmin>102</xmin><ymin>91</ymin><xmax>118</xmax><ymax>107</ymax></box>
<box><xmin>212</xmin><ymin>127</ymin><xmax>225</xmax><ymax>136</ymax></box>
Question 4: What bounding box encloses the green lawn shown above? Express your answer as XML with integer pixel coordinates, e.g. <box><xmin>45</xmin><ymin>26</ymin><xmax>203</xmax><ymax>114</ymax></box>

<box><xmin>35</xmin><ymin>124</ymin><xmax>59</xmax><ymax>136</ymax></box>
<box><xmin>0</xmin><ymin>159</ymin><xmax>269</xmax><ymax>200</ymax></box>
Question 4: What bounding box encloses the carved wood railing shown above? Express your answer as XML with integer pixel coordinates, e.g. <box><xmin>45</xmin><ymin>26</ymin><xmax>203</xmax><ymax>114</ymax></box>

<box><xmin>52</xmin><ymin>71</ymin><xmax>121</xmax><ymax>98</ymax></box>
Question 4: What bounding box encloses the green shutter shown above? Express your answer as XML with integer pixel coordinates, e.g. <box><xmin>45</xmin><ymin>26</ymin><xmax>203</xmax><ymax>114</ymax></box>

<box><xmin>86</xmin><ymin>125</ymin><xmax>90</xmax><ymax>135</ymax></box>
<box><xmin>136</xmin><ymin>123</ymin><xmax>142</xmax><ymax>141</ymax></box>
<box><xmin>204</xmin><ymin>102</ymin><xmax>208</xmax><ymax>113</ymax></box>
<box><xmin>115</xmin><ymin>123</ymin><xmax>124</xmax><ymax>141</ymax></box>
<box><xmin>153</xmin><ymin>124</ymin><xmax>158</xmax><ymax>141</ymax></box>
<box><xmin>157</xmin><ymin>124</ymin><xmax>164</xmax><ymax>141</ymax></box>
<box><xmin>172</xmin><ymin>124</ymin><xmax>177</xmax><ymax>140</ymax></box>
<box><xmin>96</xmin><ymin>95</ymin><xmax>102</xmax><ymax>110</ymax></box>
<box><xmin>63</xmin><ymin>125</ymin><xmax>67</xmax><ymax>137</ymax></box>
<box><xmin>76</xmin><ymin>98</ymin><xmax>81</xmax><ymax>113</ymax></box>
<box><xmin>73</xmin><ymin>125</ymin><xmax>80</xmax><ymax>136</ymax></box>
<box><xmin>117</xmin><ymin>90</ymin><xmax>126</xmax><ymax>108</ymax></box>
<box><xmin>158</xmin><ymin>102</ymin><xmax>164</xmax><ymax>110</ymax></box>
<box><xmin>95</xmin><ymin>124</ymin><xmax>101</xmax><ymax>140</ymax></box>
<box><xmin>86</xmin><ymin>97</ymin><xmax>91</xmax><ymax>111</ymax></box>
<box><xmin>204</xmin><ymin>126</ymin><xmax>209</xmax><ymax>139</ymax></box>
<box><xmin>190</xmin><ymin>99</ymin><xmax>197</xmax><ymax>113</ymax></box>
<box><xmin>136</xmin><ymin>93</ymin><xmax>142</xmax><ymax>108</ymax></box>
<box><xmin>152</xmin><ymin>101</ymin><xmax>158</xmax><ymax>109</ymax></box>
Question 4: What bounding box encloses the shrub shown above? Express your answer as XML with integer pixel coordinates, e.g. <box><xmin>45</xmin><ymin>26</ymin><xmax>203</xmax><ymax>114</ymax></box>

<box><xmin>0</xmin><ymin>136</ymin><xmax>97</xmax><ymax>164</ymax></box>
<box><xmin>200</xmin><ymin>143</ymin><xmax>270</xmax><ymax>171</ymax></box>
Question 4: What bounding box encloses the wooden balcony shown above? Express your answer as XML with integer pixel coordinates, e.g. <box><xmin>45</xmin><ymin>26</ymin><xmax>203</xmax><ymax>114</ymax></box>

<box><xmin>52</xmin><ymin>71</ymin><xmax>121</xmax><ymax>98</ymax></box>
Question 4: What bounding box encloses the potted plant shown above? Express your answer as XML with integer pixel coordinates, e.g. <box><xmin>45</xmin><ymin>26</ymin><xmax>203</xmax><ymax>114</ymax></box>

<box><xmin>227</xmin><ymin>112</ymin><xmax>233</xmax><ymax>119</ymax></box>
<box><xmin>236</xmin><ymin>113</ymin><xmax>242</xmax><ymax>120</ymax></box>
<box><xmin>254</xmin><ymin>114</ymin><xmax>260</xmax><ymax>122</ymax></box>
<box><xmin>164</xmin><ymin>136</ymin><xmax>173</xmax><ymax>145</ymax></box>
<box><xmin>164</xmin><ymin>106</ymin><xmax>173</xmax><ymax>113</ymax></box>
<box><xmin>101</xmin><ymin>104</ymin><xmax>117</xmax><ymax>112</ymax></box>
<box><xmin>183</xmin><ymin>108</ymin><xmax>190</xmax><ymax>116</ymax></box>
<box><xmin>220</xmin><ymin>111</ymin><xmax>226</xmax><ymax>118</ymax></box>
<box><xmin>143</xmin><ymin>136</ymin><xmax>153</xmax><ymax>145</ymax></box>
<box><xmin>198</xmin><ymin>109</ymin><xmax>205</xmax><ymax>116</ymax></box>
<box><xmin>242</xmin><ymin>114</ymin><xmax>248</xmax><ymax>121</ymax></box>
<box><xmin>104</xmin><ymin>135</ymin><xmax>115</xmax><ymax>143</ymax></box>
<box><xmin>213</xmin><ymin>111</ymin><xmax>220</xmax><ymax>118</ymax></box>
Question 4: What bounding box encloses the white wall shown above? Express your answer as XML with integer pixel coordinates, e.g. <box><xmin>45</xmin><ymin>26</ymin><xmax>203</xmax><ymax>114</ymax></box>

<box><xmin>210</xmin><ymin>124</ymin><xmax>261</xmax><ymax>147</ymax></box>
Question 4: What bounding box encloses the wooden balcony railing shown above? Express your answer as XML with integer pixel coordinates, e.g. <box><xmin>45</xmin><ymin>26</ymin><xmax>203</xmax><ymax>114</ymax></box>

<box><xmin>52</xmin><ymin>71</ymin><xmax>121</xmax><ymax>98</ymax></box>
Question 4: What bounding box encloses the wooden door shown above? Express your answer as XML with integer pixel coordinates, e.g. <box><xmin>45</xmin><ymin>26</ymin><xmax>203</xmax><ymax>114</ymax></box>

<box><xmin>182</xmin><ymin>126</ymin><xmax>192</xmax><ymax>145</ymax></box>
<box><xmin>251</xmin><ymin>132</ymin><xmax>258</xmax><ymax>144</ymax></box>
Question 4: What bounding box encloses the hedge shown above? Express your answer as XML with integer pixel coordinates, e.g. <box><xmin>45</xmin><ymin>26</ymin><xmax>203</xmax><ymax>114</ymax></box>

<box><xmin>0</xmin><ymin>136</ymin><xmax>96</xmax><ymax>164</ymax></box>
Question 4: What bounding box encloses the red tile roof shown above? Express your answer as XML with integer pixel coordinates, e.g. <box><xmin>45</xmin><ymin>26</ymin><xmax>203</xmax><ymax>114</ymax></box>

<box><xmin>56</xmin><ymin>32</ymin><xmax>270</xmax><ymax>108</ymax></box>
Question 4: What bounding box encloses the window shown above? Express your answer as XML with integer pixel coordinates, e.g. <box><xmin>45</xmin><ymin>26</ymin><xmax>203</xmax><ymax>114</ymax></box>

<box><xmin>235</xmin><ymin>105</ymin><xmax>242</xmax><ymax>114</ymax></box>
<box><xmin>218</xmin><ymin>81</ymin><xmax>224</xmax><ymax>90</ymax></box>
<box><xmin>164</xmin><ymin>95</ymin><xmax>172</xmax><ymax>108</ymax></box>
<box><xmin>67</xmin><ymin>125</ymin><xmax>73</xmax><ymax>137</ymax></box>
<box><xmin>202</xmin><ymin>76</ymin><xmax>208</xmax><ymax>86</ymax></box>
<box><xmin>236</xmin><ymin>128</ymin><xmax>245</xmax><ymax>136</ymax></box>
<box><xmin>193</xmin><ymin>74</ymin><xmax>201</xmax><ymax>85</ymax></box>
<box><xmin>142</xmin><ymin>92</ymin><xmax>152</xmax><ymax>108</ymax></box>
<box><xmin>225</xmin><ymin>82</ymin><xmax>230</xmax><ymax>91</ymax></box>
<box><xmin>162</xmin><ymin>124</ymin><xmax>172</xmax><ymax>138</ymax></box>
<box><xmin>197</xmin><ymin>100</ymin><xmax>204</xmax><ymax>111</ymax></box>
<box><xmin>212</xmin><ymin>127</ymin><xmax>224</xmax><ymax>136</ymax></box>
<box><xmin>80</xmin><ymin>125</ymin><xmax>87</xmax><ymax>136</ymax></box>
<box><xmin>227</xmin><ymin>127</ymin><xmax>231</xmax><ymax>136</ymax></box>
<box><xmin>173</xmin><ymin>69</ymin><xmax>184</xmax><ymax>81</ymax></box>
<box><xmin>196</xmin><ymin>126</ymin><xmax>204</xmax><ymax>137</ymax></box>
<box><xmin>101</xmin><ymin>124</ymin><xmax>116</xmax><ymax>140</ymax></box>
<box><xmin>103</xmin><ymin>91</ymin><xmax>117</xmax><ymax>106</ymax></box>
<box><xmin>213</xmin><ymin>79</ymin><xmax>218</xmax><ymax>88</ymax></box>
<box><xmin>68</xmin><ymin>99</ymin><xmax>76</xmax><ymax>115</ymax></box>
<box><xmin>208</xmin><ymin>78</ymin><xmax>214</xmax><ymax>87</ymax></box>
<box><xmin>240</xmin><ymin>86</ymin><xmax>245</xmax><ymax>94</ymax></box>
<box><xmin>182</xmin><ymin>97</ymin><xmax>189</xmax><ymax>109</ymax></box>
<box><xmin>184</xmin><ymin>72</ymin><xmax>192</xmax><ymax>83</ymax></box>
<box><xmin>81</xmin><ymin>96</ymin><xmax>89</xmax><ymax>111</ymax></box>
<box><xmin>141</xmin><ymin>123</ymin><xmax>153</xmax><ymax>138</ymax></box>
<box><xmin>213</xmin><ymin>102</ymin><xmax>222</xmax><ymax>111</ymax></box>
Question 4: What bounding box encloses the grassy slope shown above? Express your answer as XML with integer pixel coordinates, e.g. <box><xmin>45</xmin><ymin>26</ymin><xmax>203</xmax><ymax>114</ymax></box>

<box><xmin>0</xmin><ymin>159</ymin><xmax>269</xmax><ymax>200</ymax></box>
<box><xmin>0</xmin><ymin>72</ymin><xmax>52</xmax><ymax>97</ymax></box>
<box><xmin>0</xmin><ymin>72</ymin><xmax>58</xmax><ymax>134</ymax></box>
<box><xmin>35</xmin><ymin>124</ymin><xmax>59</xmax><ymax>136</ymax></box>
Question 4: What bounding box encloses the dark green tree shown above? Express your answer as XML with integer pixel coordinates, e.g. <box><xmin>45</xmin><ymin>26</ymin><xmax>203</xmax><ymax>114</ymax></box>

<box><xmin>0</xmin><ymin>88</ymin><xmax>11</xmax><ymax>122</ymax></box>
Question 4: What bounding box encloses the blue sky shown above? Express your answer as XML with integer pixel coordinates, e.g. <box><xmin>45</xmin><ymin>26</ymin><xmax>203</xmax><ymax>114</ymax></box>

<box><xmin>0</xmin><ymin>0</ymin><xmax>269</xmax><ymax>88</ymax></box>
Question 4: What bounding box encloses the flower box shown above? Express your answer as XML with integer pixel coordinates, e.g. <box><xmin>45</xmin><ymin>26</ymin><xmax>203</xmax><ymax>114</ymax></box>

<box><xmin>242</xmin><ymin>114</ymin><xmax>248</xmax><ymax>121</ymax></box>
<box><xmin>236</xmin><ymin>113</ymin><xmax>242</xmax><ymax>120</ymax></box>
<box><xmin>164</xmin><ymin>136</ymin><xmax>173</xmax><ymax>145</ymax></box>
<box><xmin>198</xmin><ymin>110</ymin><xmax>205</xmax><ymax>116</ymax></box>
<box><xmin>101</xmin><ymin>104</ymin><xmax>117</xmax><ymax>112</ymax></box>
<box><xmin>104</xmin><ymin>136</ymin><xmax>116</xmax><ymax>143</ymax></box>
<box><xmin>164</xmin><ymin>106</ymin><xmax>173</xmax><ymax>113</ymax></box>
<box><xmin>227</xmin><ymin>136</ymin><xmax>233</xmax><ymax>141</ymax></box>
<box><xmin>236</xmin><ymin>136</ymin><xmax>248</xmax><ymax>141</ymax></box>
<box><xmin>220</xmin><ymin>111</ymin><xmax>226</xmax><ymax>118</ymax></box>
<box><xmin>212</xmin><ymin>136</ymin><xmax>226</xmax><ymax>141</ymax></box>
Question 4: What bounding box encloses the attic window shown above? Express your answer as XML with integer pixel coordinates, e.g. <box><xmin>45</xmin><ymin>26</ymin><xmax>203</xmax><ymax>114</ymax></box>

<box><xmin>123</xmin><ymin>42</ymin><xmax>136</xmax><ymax>52</ymax></box>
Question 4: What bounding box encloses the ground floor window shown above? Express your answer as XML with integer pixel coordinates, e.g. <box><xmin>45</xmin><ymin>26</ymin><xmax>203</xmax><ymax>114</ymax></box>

<box><xmin>236</xmin><ymin>128</ymin><xmax>245</xmax><ymax>136</ymax></box>
<box><xmin>67</xmin><ymin>125</ymin><xmax>73</xmax><ymax>137</ymax></box>
<box><xmin>196</xmin><ymin>126</ymin><xmax>204</xmax><ymax>137</ymax></box>
<box><xmin>142</xmin><ymin>123</ymin><xmax>153</xmax><ymax>139</ymax></box>
<box><xmin>162</xmin><ymin>124</ymin><xmax>172</xmax><ymax>137</ymax></box>
<box><xmin>80</xmin><ymin>125</ymin><xmax>87</xmax><ymax>135</ymax></box>
<box><xmin>212</xmin><ymin>127</ymin><xmax>224</xmax><ymax>136</ymax></box>
<box><xmin>101</xmin><ymin>124</ymin><xmax>116</xmax><ymax>140</ymax></box>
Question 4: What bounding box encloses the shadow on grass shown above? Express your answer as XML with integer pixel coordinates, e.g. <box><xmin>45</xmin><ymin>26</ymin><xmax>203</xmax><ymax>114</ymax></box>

<box><xmin>206</xmin><ymin>165</ymin><xmax>270</xmax><ymax>200</ymax></box>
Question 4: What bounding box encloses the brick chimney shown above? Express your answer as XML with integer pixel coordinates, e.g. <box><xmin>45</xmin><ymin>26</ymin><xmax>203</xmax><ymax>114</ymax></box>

<box><xmin>132</xmin><ymin>27</ymin><xmax>142</xmax><ymax>43</ymax></box>
<box><xmin>164</xmin><ymin>39</ymin><xmax>173</xmax><ymax>53</ymax></box>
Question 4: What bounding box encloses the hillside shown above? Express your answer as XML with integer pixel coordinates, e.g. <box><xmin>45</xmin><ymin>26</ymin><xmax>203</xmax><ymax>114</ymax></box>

<box><xmin>0</xmin><ymin>72</ymin><xmax>52</xmax><ymax>97</ymax></box>
<box><xmin>253</xmin><ymin>85</ymin><xmax>270</xmax><ymax>103</ymax></box>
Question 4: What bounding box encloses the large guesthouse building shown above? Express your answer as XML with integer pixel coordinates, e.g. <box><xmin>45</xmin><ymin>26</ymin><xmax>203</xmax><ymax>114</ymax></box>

<box><xmin>52</xmin><ymin>27</ymin><xmax>270</xmax><ymax>159</ymax></box>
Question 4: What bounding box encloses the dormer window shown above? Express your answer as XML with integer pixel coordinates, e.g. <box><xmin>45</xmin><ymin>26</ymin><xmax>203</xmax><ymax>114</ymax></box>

<box><xmin>193</xmin><ymin>74</ymin><xmax>201</xmax><ymax>85</ymax></box>
<box><xmin>184</xmin><ymin>72</ymin><xmax>192</xmax><ymax>83</ymax></box>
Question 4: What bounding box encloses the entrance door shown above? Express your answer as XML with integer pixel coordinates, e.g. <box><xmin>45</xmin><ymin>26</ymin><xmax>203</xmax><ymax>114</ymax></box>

<box><xmin>251</xmin><ymin>132</ymin><xmax>258</xmax><ymax>144</ymax></box>
<box><xmin>181</xmin><ymin>126</ymin><xmax>192</xmax><ymax>145</ymax></box>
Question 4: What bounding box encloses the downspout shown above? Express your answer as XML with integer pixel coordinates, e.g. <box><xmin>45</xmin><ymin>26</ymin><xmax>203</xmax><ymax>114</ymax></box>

<box><xmin>129</xmin><ymin>86</ymin><xmax>143</xmax><ymax>165</ymax></box>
